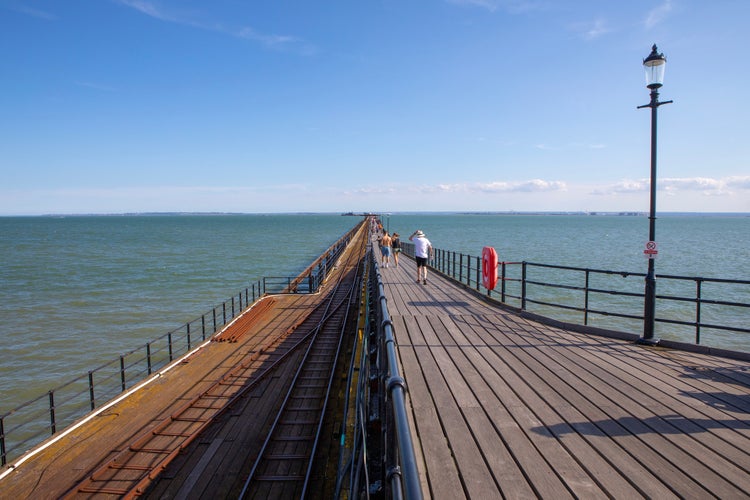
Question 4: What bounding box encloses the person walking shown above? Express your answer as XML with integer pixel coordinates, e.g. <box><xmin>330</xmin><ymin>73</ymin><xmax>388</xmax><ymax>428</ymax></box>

<box><xmin>391</xmin><ymin>233</ymin><xmax>401</xmax><ymax>267</ymax></box>
<box><xmin>409</xmin><ymin>230</ymin><xmax>433</xmax><ymax>284</ymax></box>
<box><xmin>381</xmin><ymin>231</ymin><xmax>393</xmax><ymax>268</ymax></box>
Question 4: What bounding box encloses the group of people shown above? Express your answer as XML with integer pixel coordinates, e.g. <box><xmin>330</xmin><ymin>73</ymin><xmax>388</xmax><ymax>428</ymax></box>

<box><xmin>377</xmin><ymin>226</ymin><xmax>433</xmax><ymax>285</ymax></box>
<box><xmin>377</xmin><ymin>231</ymin><xmax>400</xmax><ymax>268</ymax></box>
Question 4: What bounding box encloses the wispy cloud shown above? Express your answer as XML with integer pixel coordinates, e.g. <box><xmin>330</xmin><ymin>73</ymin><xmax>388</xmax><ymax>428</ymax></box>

<box><xmin>445</xmin><ymin>0</ymin><xmax>544</xmax><ymax>14</ymax></box>
<box><xmin>477</xmin><ymin>179</ymin><xmax>567</xmax><ymax>193</ymax></box>
<box><xmin>350</xmin><ymin>180</ymin><xmax>567</xmax><ymax>196</ymax></box>
<box><xmin>726</xmin><ymin>176</ymin><xmax>750</xmax><ymax>189</ymax></box>
<box><xmin>570</xmin><ymin>18</ymin><xmax>611</xmax><ymax>40</ymax></box>
<box><xmin>446</xmin><ymin>0</ymin><xmax>500</xmax><ymax>12</ymax></box>
<box><xmin>644</xmin><ymin>0</ymin><xmax>673</xmax><ymax>29</ymax></box>
<box><xmin>594</xmin><ymin>176</ymin><xmax>750</xmax><ymax>196</ymax></box>
<box><xmin>115</xmin><ymin>0</ymin><xmax>313</xmax><ymax>53</ymax></box>
<box><xmin>535</xmin><ymin>142</ymin><xmax>606</xmax><ymax>151</ymax></box>
<box><xmin>3</xmin><ymin>3</ymin><xmax>56</xmax><ymax>20</ymax></box>
<box><xmin>75</xmin><ymin>81</ymin><xmax>118</xmax><ymax>92</ymax></box>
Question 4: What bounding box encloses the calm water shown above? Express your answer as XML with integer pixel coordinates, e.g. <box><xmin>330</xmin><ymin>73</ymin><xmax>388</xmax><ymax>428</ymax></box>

<box><xmin>1</xmin><ymin>213</ymin><xmax>749</xmax><ymax>413</ymax></box>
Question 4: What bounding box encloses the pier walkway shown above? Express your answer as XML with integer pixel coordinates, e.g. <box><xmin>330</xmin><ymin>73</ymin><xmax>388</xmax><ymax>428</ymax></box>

<box><xmin>378</xmin><ymin>249</ymin><xmax>750</xmax><ymax>498</ymax></box>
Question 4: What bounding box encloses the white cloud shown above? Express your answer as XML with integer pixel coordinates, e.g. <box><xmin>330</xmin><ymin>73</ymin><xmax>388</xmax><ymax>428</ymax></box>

<box><xmin>725</xmin><ymin>176</ymin><xmax>750</xmax><ymax>189</ymax></box>
<box><xmin>644</xmin><ymin>0</ymin><xmax>673</xmax><ymax>29</ymax></box>
<box><xmin>4</xmin><ymin>4</ymin><xmax>56</xmax><ymax>20</ymax></box>
<box><xmin>445</xmin><ymin>0</ymin><xmax>544</xmax><ymax>14</ymax></box>
<box><xmin>593</xmin><ymin>176</ymin><xmax>750</xmax><ymax>197</ymax></box>
<box><xmin>446</xmin><ymin>0</ymin><xmax>500</xmax><ymax>12</ymax></box>
<box><xmin>570</xmin><ymin>18</ymin><xmax>611</xmax><ymax>41</ymax></box>
<box><xmin>350</xmin><ymin>180</ymin><xmax>567</xmax><ymax>196</ymax></box>
<box><xmin>75</xmin><ymin>81</ymin><xmax>117</xmax><ymax>92</ymax></box>
<box><xmin>115</xmin><ymin>0</ymin><xmax>311</xmax><ymax>52</ymax></box>
<box><xmin>2</xmin><ymin>176</ymin><xmax>748</xmax><ymax>215</ymax></box>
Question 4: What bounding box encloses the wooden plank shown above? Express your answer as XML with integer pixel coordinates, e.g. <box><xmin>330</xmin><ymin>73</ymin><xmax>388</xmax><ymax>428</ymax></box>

<box><xmin>410</xmin><ymin>314</ymin><xmax>499</xmax><ymax>498</ymax></box>
<box><xmin>397</xmin><ymin>314</ymin><xmax>465</xmax><ymax>499</ymax></box>
<box><xmin>467</xmin><ymin>314</ymin><xmax>700</xmax><ymax>496</ymax></box>
<box><xmin>522</xmin><ymin>316</ymin><xmax>750</xmax><ymax>487</ymax></box>
<box><xmin>379</xmin><ymin>258</ymin><xmax>750</xmax><ymax>498</ymax></box>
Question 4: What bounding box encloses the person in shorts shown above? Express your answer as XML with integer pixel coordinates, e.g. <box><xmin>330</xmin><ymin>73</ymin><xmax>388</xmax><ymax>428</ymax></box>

<box><xmin>391</xmin><ymin>233</ymin><xmax>401</xmax><ymax>267</ymax></box>
<box><xmin>409</xmin><ymin>230</ymin><xmax>433</xmax><ymax>284</ymax></box>
<box><xmin>381</xmin><ymin>231</ymin><xmax>393</xmax><ymax>268</ymax></box>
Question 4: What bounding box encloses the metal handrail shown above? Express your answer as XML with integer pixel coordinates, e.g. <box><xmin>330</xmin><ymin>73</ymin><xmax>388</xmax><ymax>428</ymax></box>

<box><xmin>401</xmin><ymin>241</ymin><xmax>750</xmax><ymax>349</ymax></box>
<box><xmin>373</xmin><ymin>252</ymin><xmax>423</xmax><ymax>500</ymax></box>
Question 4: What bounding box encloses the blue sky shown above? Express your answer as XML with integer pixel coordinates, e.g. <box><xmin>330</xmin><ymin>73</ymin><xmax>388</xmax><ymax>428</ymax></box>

<box><xmin>1</xmin><ymin>0</ymin><xmax>748</xmax><ymax>215</ymax></box>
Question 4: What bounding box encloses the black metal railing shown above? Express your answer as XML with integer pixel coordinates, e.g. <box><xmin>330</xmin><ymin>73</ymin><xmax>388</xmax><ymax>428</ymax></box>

<box><xmin>339</xmin><ymin>245</ymin><xmax>422</xmax><ymax>499</ymax></box>
<box><xmin>0</xmin><ymin>220</ymin><xmax>364</xmax><ymax>467</ymax></box>
<box><xmin>367</xmin><ymin>252</ymin><xmax>422</xmax><ymax>499</ymax></box>
<box><xmin>401</xmin><ymin>242</ymin><xmax>750</xmax><ymax>350</ymax></box>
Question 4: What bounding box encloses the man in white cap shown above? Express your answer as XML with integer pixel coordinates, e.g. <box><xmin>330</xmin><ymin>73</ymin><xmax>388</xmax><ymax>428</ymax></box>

<box><xmin>409</xmin><ymin>230</ymin><xmax>433</xmax><ymax>285</ymax></box>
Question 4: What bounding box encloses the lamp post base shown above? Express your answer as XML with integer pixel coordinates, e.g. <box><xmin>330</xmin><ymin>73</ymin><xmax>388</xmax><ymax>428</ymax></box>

<box><xmin>636</xmin><ymin>336</ymin><xmax>661</xmax><ymax>346</ymax></box>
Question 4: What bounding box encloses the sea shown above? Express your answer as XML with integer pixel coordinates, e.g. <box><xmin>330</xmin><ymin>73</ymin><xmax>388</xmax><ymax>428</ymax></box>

<box><xmin>1</xmin><ymin>212</ymin><xmax>749</xmax><ymax>414</ymax></box>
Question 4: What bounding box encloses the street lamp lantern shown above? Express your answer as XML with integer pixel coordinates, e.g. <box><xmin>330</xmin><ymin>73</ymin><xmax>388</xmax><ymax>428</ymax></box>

<box><xmin>638</xmin><ymin>44</ymin><xmax>673</xmax><ymax>345</ymax></box>
<box><xmin>643</xmin><ymin>44</ymin><xmax>667</xmax><ymax>88</ymax></box>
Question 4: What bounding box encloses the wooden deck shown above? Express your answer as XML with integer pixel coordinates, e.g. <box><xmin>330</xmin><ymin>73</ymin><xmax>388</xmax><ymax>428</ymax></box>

<box><xmin>378</xmin><ymin>252</ymin><xmax>750</xmax><ymax>498</ymax></box>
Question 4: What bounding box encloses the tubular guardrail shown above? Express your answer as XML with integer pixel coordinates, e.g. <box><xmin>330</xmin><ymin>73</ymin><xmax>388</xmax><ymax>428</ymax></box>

<box><xmin>401</xmin><ymin>241</ymin><xmax>750</xmax><ymax>349</ymax></box>
<box><xmin>370</xmin><ymin>252</ymin><xmax>423</xmax><ymax>499</ymax></box>
<box><xmin>0</xmin><ymin>221</ymin><xmax>364</xmax><ymax>467</ymax></box>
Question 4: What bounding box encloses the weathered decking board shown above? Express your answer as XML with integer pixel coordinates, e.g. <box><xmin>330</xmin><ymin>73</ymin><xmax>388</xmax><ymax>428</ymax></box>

<box><xmin>0</xmin><ymin>289</ymin><xmax>334</xmax><ymax>499</ymax></box>
<box><xmin>377</xmin><ymin>251</ymin><xmax>750</xmax><ymax>499</ymax></box>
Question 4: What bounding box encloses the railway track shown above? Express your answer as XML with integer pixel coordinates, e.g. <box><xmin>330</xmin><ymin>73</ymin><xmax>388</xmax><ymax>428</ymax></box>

<box><xmin>238</xmin><ymin>238</ymin><xmax>366</xmax><ymax>499</ymax></box>
<box><xmin>61</xmin><ymin>225</ymin><xmax>368</xmax><ymax>499</ymax></box>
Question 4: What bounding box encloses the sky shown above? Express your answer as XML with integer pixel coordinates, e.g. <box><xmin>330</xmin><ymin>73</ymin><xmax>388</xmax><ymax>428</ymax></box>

<box><xmin>1</xmin><ymin>0</ymin><xmax>748</xmax><ymax>215</ymax></box>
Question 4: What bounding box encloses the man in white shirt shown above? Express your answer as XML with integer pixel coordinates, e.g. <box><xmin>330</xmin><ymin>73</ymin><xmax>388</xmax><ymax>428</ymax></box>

<box><xmin>409</xmin><ymin>230</ymin><xmax>433</xmax><ymax>285</ymax></box>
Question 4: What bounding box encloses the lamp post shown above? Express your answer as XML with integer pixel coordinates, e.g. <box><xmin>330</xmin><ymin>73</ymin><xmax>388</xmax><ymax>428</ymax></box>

<box><xmin>637</xmin><ymin>44</ymin><xmax>672</xmax><ymax>344</ymax></box>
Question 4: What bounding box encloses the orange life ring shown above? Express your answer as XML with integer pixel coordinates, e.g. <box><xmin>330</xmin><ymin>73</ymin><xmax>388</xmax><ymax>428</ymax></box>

<box><xmin>482</xmin><ymin>246</ymin><xmax>498</xmax><ymax>290</ymax></box>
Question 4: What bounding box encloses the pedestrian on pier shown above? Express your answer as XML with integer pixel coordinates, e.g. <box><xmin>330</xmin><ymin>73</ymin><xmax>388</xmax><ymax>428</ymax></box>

<box><xmin>381</xmin><ymin>231</ymin><xmax>393</xmax><ymax>268</ymax></box>
<box><xmin>391</xmin><ymin>233</ymin><xmax>401</xmax><ymax>267</ymax></box>
<box><xmin>409</xmin><ymin>230</ymin><xmax>433</xmax><ymax>284</ymax></box>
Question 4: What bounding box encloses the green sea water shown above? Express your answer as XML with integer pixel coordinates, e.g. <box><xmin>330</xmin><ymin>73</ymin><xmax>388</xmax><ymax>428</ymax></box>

<box><xmin>1</xmin><ymin>213</ymin><xmax>748</xmax><ymax>413</ymax></box>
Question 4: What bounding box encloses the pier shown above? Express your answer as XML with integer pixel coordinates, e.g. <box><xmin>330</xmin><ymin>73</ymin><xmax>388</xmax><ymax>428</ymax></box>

<box><xmin>1</xmin><ymin>217</ymin><xmax>749</xmax><ymax>498</ymax></box>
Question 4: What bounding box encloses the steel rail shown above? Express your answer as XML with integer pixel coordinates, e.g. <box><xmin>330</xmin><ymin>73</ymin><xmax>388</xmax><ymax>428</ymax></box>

<box><xmin>239</xmin><ymin>229</ymin><xmax>367</xmax><ymax>499</ymax></box>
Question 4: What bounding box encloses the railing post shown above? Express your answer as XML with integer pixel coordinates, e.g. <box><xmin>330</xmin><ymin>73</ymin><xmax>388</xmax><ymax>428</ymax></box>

<box><xmin>146</xmin><ymin>342</ymin><xmax>152</xmax><ymax>375</ymax></box>
<box><xmin>120</xmin><ymin>355</ymin><xmax>126</xmax><ymax>392</ymax></box>
<box><xmin>696</xmin><ymin>279</ymin><xmax>703</xmax><ymax>344</ymax></box>
<box><xmin>187</xmin><ymin>323</ymin><xmax>191</xmax><ymax>351</ymax></box>
<box><xmin>223</xmin><ymin>302</ymin><xmax>227</xmax><ymax>325</ymax></box>
<box><xmin>1</xmin><ymin>417</ymin><xmax>6</xmax><ymax>466</ymax></box>
<box><xmin>521</xmin><ymin>262</ymin><xmax>528</xmax><ymax>310</ymax></box>
<box><xmin>476</xmin><ymin>256</ymin><xmax>481</xmax><ymax>290</ymax></box>
<box><xmin>584</xmin><ymin>270</ymin><xmax>590</xmax><ymax>325</ymax></box>
<box><xmin>213</xmin><ymin>309</ymin><xmax>217</xmax><ymax>333</ymax></box>
<box><xmin>458</xmin><ymin>253</ymin><xmax>463</xmax><ymax>283</ymax></box>
<box><xmin>501</xmin><ymin>261</ymin><xmax>507</xmax><ymax>303</ymax></box>
<box><xmin>168</xmin><ymin>332</ymin><xmax>174</xmax><ymax>361</ymax></box>
<box><xmin>231</xmin><ymin>296</ymin><xmax>235</xmax><ymax>319</ymax></box>
<box><xmin>49</xmin><ymin>391</ymin><xmax>56</xmax><ymax>435</ymax></box>
<box><xmin>202</xmin><ymin>315</ymin><xmax>206</xmax><ymax>340</ymax></box>
<box><xmin>88</xmin><ymin>370</ymin><xmax>96</xmax><ymax>410</ymax></box>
